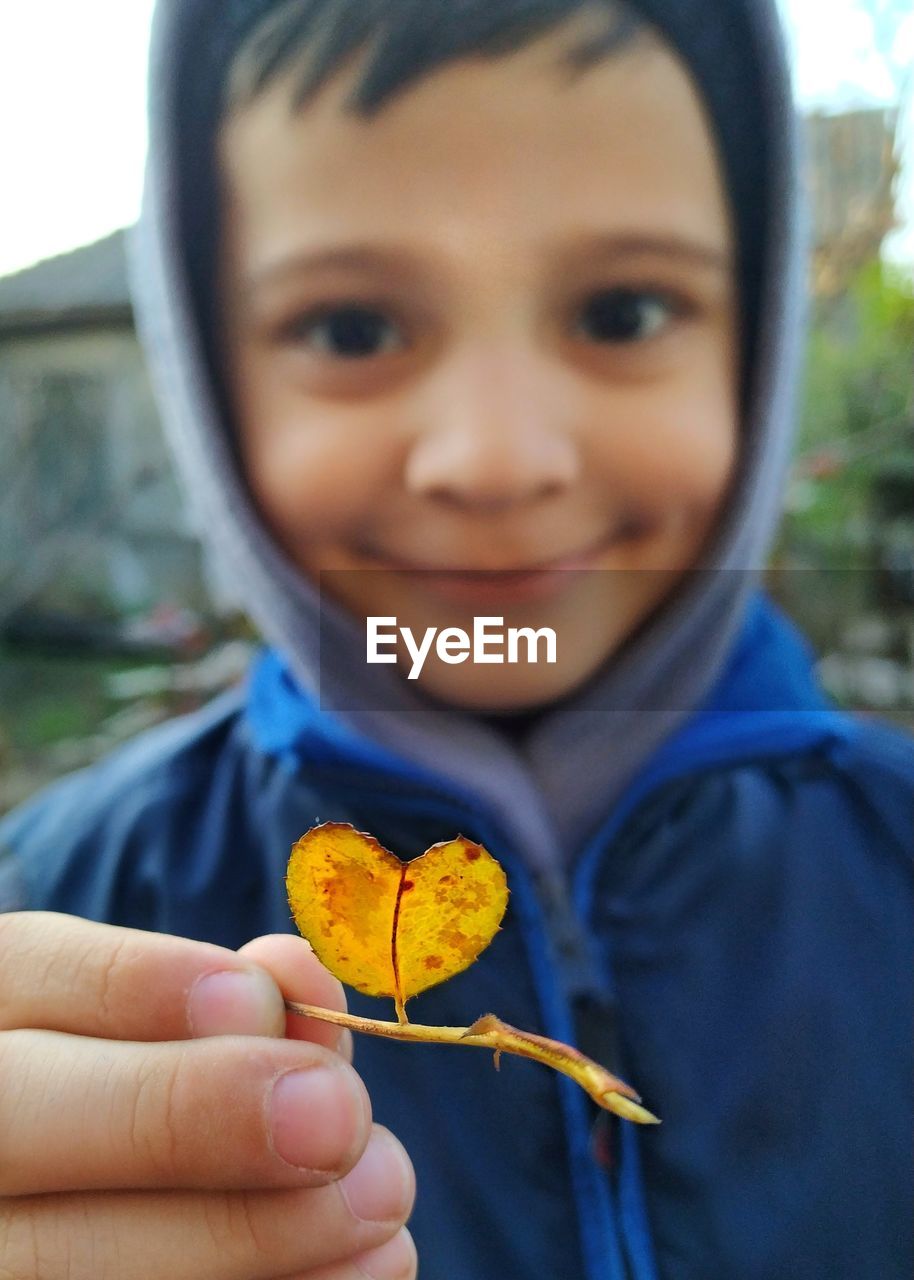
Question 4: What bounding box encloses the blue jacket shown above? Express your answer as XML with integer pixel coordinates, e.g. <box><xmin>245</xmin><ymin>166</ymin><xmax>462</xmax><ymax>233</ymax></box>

<box><xmin>2</xmin><ymin>597</ymin><xmax>912</xmax><ymax>1280</ymax></box>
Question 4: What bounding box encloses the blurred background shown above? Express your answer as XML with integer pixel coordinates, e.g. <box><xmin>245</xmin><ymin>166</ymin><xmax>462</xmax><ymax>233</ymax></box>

<box><xmin>0</xmin><ymin>0</ymin><xmax>912</xmax><ymax>814</ymax></box>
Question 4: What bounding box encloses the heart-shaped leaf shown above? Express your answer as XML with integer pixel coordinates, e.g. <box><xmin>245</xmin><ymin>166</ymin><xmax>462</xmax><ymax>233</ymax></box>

<box><xmin>286</xmin><ymin>822</ymin><xmax>509</xmax><ymax>1018</ymax></box>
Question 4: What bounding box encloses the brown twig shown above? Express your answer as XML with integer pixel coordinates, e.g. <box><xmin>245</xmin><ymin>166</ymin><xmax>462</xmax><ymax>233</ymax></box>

<box><xmin>285</xmin><ymin>1000</ymin><xmax>660</xmax><ymax>1124</ymax></box>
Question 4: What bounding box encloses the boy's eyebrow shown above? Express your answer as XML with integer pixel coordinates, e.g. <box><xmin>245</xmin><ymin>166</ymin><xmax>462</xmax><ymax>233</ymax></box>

<box><xmin>244</xmin><ymin>232</ymin><xmax>731</xmax><ymax>294</ymax></box>
<box><xmin>562</xmin><ymin>231</ymin><xmax>732</xmax><ymax>272</ymax></box>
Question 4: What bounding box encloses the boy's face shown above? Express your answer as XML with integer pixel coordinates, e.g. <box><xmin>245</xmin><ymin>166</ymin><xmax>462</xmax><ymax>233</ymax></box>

<box><xmin>218</xmin><ymin>19</ymin><xmax>739</xmax><ymax>712</ymax></box>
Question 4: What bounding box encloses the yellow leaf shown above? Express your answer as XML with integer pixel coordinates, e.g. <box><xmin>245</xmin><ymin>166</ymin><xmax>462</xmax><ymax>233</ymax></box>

<box><xmin>286</xmin><ymin>822</ymin><xmax>509</xmax><ymax>1019</ymax></box>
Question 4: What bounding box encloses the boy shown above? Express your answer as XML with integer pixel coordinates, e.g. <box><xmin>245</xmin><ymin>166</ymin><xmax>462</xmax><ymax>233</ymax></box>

<box><xmin>1</xmin><ymin>1</ymin><xmax>911</xmax><ymax>1277</ymax></box>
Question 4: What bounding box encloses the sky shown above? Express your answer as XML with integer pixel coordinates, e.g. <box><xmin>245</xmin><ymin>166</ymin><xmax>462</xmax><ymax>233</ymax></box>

<box><xmin>0</xmin><ymin>0</ymin><xmax>911</xmax><ymax>279</ymax></box>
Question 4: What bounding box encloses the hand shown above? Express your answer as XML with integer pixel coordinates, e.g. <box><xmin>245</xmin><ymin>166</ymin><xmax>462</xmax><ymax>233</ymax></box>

<box><xmin>0</xmin><ymin>912</ymin><xmax>416</xmax><ymax>1279</ymax></box>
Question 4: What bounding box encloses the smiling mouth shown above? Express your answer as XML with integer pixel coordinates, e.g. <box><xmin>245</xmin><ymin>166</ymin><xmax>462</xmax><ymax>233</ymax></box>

<box><xmin>373</xmin><ymin>518</ymin><xmax>650</xmax><ymax>576</ymax></box>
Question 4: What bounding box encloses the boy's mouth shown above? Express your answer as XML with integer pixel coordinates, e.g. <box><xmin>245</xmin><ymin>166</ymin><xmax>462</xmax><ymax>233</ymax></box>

<box><xmin>365</xmin><ymin>521</ymin><xmax>649</xmax><ymax>606</ymax></box>
<box><xmin>389</xmin><ymin>563</ymin><xmax>586</xmax><ymax>606</ymax></box>
<box><xmin>375</xmin><ymin>517</ymin><xmax>649</xmax><ymax>575</ymax></box>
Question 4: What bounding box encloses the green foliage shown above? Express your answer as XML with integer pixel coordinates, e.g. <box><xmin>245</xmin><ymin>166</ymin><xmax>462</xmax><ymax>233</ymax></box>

<box><xmin>783</xmin><ymin>260</ymin><xmax>914</xmax><ymax>560</ymax></box>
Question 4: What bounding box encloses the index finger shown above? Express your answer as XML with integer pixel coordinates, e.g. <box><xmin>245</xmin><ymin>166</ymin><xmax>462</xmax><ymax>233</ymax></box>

<box><xmin>0</xmin><ymin>912</ymin><xmax>340</xmax><ymax>1042</ymax></box>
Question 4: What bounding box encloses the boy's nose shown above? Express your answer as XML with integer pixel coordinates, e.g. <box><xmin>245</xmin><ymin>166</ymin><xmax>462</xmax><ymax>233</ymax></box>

<box><xmin>404</xmin><ymin>347</ymin><xmax>580</xmax><ymax>511</ymax></box>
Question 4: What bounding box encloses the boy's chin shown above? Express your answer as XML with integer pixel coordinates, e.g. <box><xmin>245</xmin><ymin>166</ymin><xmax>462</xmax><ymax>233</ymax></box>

<box><xmin>401</xmin><ymin>652</ymin><xmax>611</xmax><ymax>716</ymax></box>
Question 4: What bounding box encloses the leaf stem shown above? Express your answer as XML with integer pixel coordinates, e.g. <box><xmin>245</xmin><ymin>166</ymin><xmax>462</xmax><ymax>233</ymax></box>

<box><xmin>285</xmin><ymin>1000</ymin><xmax>660</xmax><ymax>1125</ymax></box>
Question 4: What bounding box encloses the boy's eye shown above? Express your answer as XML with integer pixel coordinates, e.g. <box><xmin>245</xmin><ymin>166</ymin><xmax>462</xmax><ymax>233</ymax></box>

<box><xmin>283</xmin><ymin>305</ymin><xmax>403</xmax><ymax>358</ymax></box>
<box><xmin>576</xmin><ymin>288</ymin><xmax>677</xmax><ymax>344</ymax></box>
<box><xmin>278</xmin><ymin>288</ymin><xmax>684</xmax><ymax>361</ymax></box>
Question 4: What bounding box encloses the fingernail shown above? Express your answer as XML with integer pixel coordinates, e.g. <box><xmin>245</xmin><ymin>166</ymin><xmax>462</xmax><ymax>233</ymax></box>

<box><xmin>270</xmin><ymin>1067</ymin><xmax>364</xmax><ymax>1170</ymax></box>
<box><xmin>187</xmin><ymin>969</ymin><xmax>284</xmax><ymax>1038</ymax></box>
<box><xmin>337</xmin><ymin>1027</ymin><xmax>355</xmax><ymax>1062</ymax></box>
<box><xmin>355</xmin><ymin>1227</ymin><xmax>417</xmax><ymax>1279</ymax></box>
<box><xmin>340</xmin><ymin>1129</ymin><xmax>413</xmax><ymax>1223</ymax></box>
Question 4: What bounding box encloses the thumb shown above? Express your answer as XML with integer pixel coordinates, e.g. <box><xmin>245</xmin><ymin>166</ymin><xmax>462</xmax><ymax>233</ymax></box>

<box><xmin>238</xmin><ymin>933</ymin><xmax>353</xmax><ymax>1058</ymax></box>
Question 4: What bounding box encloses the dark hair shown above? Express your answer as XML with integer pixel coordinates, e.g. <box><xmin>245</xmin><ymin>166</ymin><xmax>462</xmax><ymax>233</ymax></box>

<box><xmin>223</xmin><ymin>0</ymin><xmax>645</xmax><ymax>118</ymax></box>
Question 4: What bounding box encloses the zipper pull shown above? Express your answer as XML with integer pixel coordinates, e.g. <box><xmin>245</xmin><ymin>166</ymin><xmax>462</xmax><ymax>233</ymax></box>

<box><xmin>572</xmin><ymin>989</ymin><xmax>624</xmax><ymax>1178</ymax></box>
<box><xmin>535</xmin><ymin>871</ymin><xmax>626</xmax><ymax>1173</ymax></box>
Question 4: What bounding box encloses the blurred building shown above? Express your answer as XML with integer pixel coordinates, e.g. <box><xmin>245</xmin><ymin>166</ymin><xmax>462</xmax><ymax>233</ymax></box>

<box><xmin>0</xmin><ymin>230</ymin><xmax>209</xmax><ymax>632</ymax></box>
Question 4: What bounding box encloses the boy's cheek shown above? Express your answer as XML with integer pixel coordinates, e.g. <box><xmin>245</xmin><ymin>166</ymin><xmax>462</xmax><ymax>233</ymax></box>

<box><xmin>241</xmin><ymin>433</ymin><xmax>388</xmax><ymax>556</ymax></box>
<box><xmin>610</xmin><ymin>391</ymin><xmax>738</xmax><ymax>499</ymax></box>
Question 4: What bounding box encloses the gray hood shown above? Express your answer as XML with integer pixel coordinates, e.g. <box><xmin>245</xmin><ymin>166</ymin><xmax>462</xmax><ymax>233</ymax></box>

<box><xmin>129</xmin><ymin>0</ymin><xmax>809</xmax><ymax>873</ymax></box>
